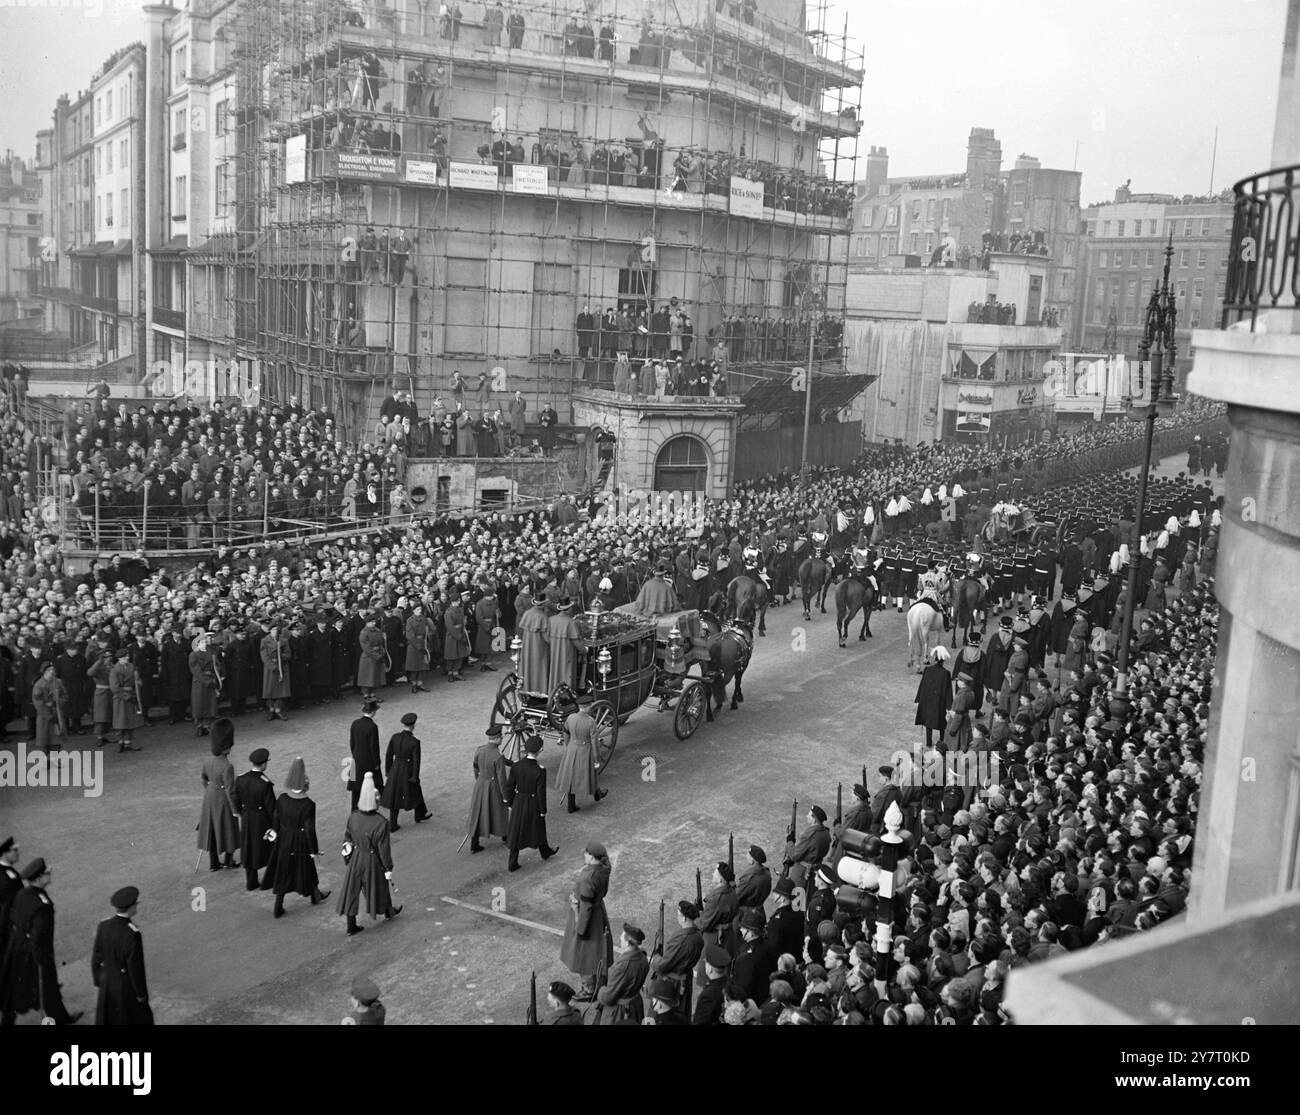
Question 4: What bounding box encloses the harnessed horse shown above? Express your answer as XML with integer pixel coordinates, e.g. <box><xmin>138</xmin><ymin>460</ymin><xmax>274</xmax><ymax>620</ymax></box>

<box><xmin>725</xmin><ymin>572</ymin><xmax>769</xmax><ymax>638</ymax></box>
<box><xmin>699</xmin><ymin>611</ymin><xmax>754</xmax><ymax>713</ymax></box>
<box><xmin>906</xmin><ymin>572</ymin><xmax>951</xmax><ymax>671</ymax></box>
<box><xmin>797</xmin><ymin>533</ymin><xmax>834</xmax><ymax>620</ymax></box>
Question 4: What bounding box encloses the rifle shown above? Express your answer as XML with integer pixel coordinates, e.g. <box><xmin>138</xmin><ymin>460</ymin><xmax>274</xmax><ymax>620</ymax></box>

<box><xmin>695</xmin><ymin>867</ymin><xmax>703</xmax><ymax>913</ymax></box>
<box><xmin>133</xmin><ymin>671</ymin><xmax>144</xmax><ymax>718</ymax></box>
<box><xmin>862</xmin><ymin>765</ymin><xmax>868</xmax><ymax>791</ymax></box>
<box><xmin>525</xmin><ymin>970</ymin><xmax>538</xmax><ymax>1025</ymax></box>
<box><xmin>835</xmin><ymin>782</ymin><xmax>843</xmax><ymax>827</ymax></box>
<box><xmin>779</xmin><ymin>798</ymin><xmax>797</xmax><ymax>878</ymax></box>
<box><xmin>652</xmin><ymin>898</ymin><xmax>665</xmax><ymax>958</ymax></box>
<box><xmin>727</xmin><ymin>832</ymin><xmax>734</xmax><ymax>877</ymax></box>
<box><xmin>589</xmin><ymin>951</ymin><xmax>609</xmax><ymax>1024</ymax></box>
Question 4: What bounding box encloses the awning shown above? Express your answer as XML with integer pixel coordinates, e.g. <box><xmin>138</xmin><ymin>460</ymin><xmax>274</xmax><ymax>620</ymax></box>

<box><xmin>107</xmin><ymin>240</ymin><xmax>134</xmax><ymax>257</ymax></box>
<box><xmin>185</xmin><ymin>232</ymin><xmax>247</xmax><ymax>260</ymax></box>
<box><xmin>741</xmin><ymin>373</ymin><xmax>874</xmax><ymax>417</ymax></box>
<box><xmin>148</xmin><ymin>234</ymin><xmax>189</xmax><ymax>255</ymax></box>
<box><xmin>70</xmin><ymin>241</ymin><xmax>115</xmax><ymax>257</ymax></box>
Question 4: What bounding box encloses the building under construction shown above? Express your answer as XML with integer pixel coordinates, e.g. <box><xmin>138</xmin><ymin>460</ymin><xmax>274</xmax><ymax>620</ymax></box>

<box><xmin>214</xmin><ymin>0</ymin><xmax>861</xmax><ymax>431</ymax></box>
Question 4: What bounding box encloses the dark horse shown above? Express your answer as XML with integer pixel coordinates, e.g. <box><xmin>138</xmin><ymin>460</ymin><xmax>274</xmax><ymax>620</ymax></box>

<box><xmin>834</xmin><ymin>577</ymin><xmax>877</xmax><ymax>647</ymax></box>
<box><xmin>699</xmin><ymin>609</ymin><xmax>754</xmax><ymax>713</ymax></box>
<box><xmin>797</xmin><ymin>555</ymin><xmax>832</xmax><ymax>621</ymax></box>
<box><xmin>726</xmin><ymin>573</ymin><xmax>769</xmax><ymax>637</ymax></box>
<box><xmin>951</xmin><ymin>573</ymin><xmax>988</xmax><ymax>647</ymax></box>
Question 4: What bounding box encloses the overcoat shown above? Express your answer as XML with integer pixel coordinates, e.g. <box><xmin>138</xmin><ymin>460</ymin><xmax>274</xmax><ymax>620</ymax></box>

<box><xmin>91</xmin><ymin>914</ymin><xmax>153</xmax><ymax>1026</ymax></box>
<box><xmin>545</xmin><ymin>609</ymin><xmax>582</xmax><ymax>692</ymax></box>
<box><xmin>189</xmin><ymin>649</ymin><xmax>220</xmax><ymax>719</ymax></box>
<box><xmin>357</xmin><ymin>625</ymin><xmax>388</xmax><ymax>688</ymax></box>
<box><xmin>505</xmin><ymin>755</ymin><xmax>548</xmax><ymax>849</ymax></box>
<box><xmin>197</xmin><ymin>753</ymin><xmax>240</xmax><ymax>855</ymax></box>
<box><xmin>232</xmin><ymin>768</ymin><xmax>278</xmax><ymax>870</ymax></box>
<box><xmin>443</xmin><ymin>601</ymin><xmax>471</xmax><ymax>661</ymax></box>
<box><xmin>473</xmin><ymin>595</ymin><xmax>500</xmax><ymax>657</ymax></box>
<box><xmin>335</xmin><ymin>810</ymin><xmax>395</xmax><ymax>917</ymax></box>
<box><xmin>266</xmin><ymin>793</ymin><xmax>321</xmax><ymax>897</ymax></box>
<box><xmin>914</xmin><ymin>661</ymin><xmax>953</xmax><ymax>729</ymax></box>
<box><xmin>466</xmin><ymin>742</ymin><xmax>510</xmax><ymax>838</ymax></box>
<box><xmin>516</xmin><ymin>604</ymin><xmax>551</xmax><ymax>692</ymax></box>
<box><xmin>260</xmin><ymin>634</ymin><xmax>291</xmax><ymax>699</ymax></box>
<box><xmin>559</xmin><ymin>859</ymin><xmax>613</xmax><ymax>976</ymax></box>
<box><xmin>109</xmin><ymin>660</ymin><xmax>145</xmax><ymax>730</ymax></box>
<box><xmin>554</xmin><ymin>708</ymin><xmax>598</xmax><ymax>797</ymax></box>
<box><xmin>379</xmin><ymin>730</ymin><xmax>428</xmax><ymax>814</ymax></box>
<box><xmin>403</xmin><ymin>614</ymin><xmax>434</xmax><ymax>671</ymax></box>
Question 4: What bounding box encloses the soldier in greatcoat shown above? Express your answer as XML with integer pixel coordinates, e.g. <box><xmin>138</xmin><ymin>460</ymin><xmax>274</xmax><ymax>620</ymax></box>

<box><xmin>232</xmin><ymin>747</ymin><xmax>278</xmax><ymax>891</ymax></box>
<box><xmin>91</xmin><ymin>886</ymin><xmax>153</xmax><ymax>1026</ymax></box>
<box><xmin>560</xmin><ymin>841</ymin><xmax>613</xmax><ymax>999</ymax></box>
<box><xmin>0</xmin><ymin>858</ymin><xmax>81</xmax><ymax>1025</ymax></box>
<box><xmin>595</xmin><ymin>924</ymin><xmax>649</xmax><ymax>1024</ymax></box>
<box><xmin>356</xmin><ymin>615</ymin><xmax>388</xmax><ymax>698</ymax></box>
<box><xmin>87</xmin><ymin>646</ymin><xmax>113</xmax><ymax>745</ymax></box>
<box><xmin>505</xmin><ymin>734</ymin><xmax>558</xmax><ymax>870</ymax></box>
<box><xmin>380</xmin><ymin>712</ymin><xmax>432</xmax><ymax>830</ymax></box>
<box><xmin>337</xmin><ymin>773</ymin><xmax>402</xmax><ymax>936</ymax></box>
<box><xmin>31</xmin><ymin>662</ymin><xmax>67</xmax><ymax>755</ymax></box>
<box><xmin>109</xmin><ymin>646</ymin><xmax>144</xmax><ymax>752</ymax></box>
<box><xmin>159</xmin><ymin>630</ymin><xmax>192</xmax><ymax>725</ymax></box>
<box><xmin>443</xmin><ymin>592</ymin><xmax>471</xmax><ymax>681</ymax></box>
<box><xmin>198</xmin><ymin>718</ymin><xmax>240</xmax><ymax>871</ymax></box>
<box><xmin>467</xmin><ymin>725</ymin><xmax>510</xmax><ymax>853</ymax></box>
<box><xmin>260</xmin><ymin>624</ymin><xmax>291</xmax><ymax>721</ymax></box>
<box><xmin>555</xmin><ymin>690</ymin><xmax>606</xmax><ymax>813</ymax></box>
<box><xmin>403</xmin><ymin>607</ymin><xmax>434</xmax><ymax>692</ymax></box>
<box><xmin>188</xmin><ymin>633</ymin><xmax>220</xmax><ymax>736</ymax></box>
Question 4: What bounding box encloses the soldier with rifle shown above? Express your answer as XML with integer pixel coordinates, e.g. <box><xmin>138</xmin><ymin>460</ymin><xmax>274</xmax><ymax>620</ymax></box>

<box><xmin>698</xmin><ymin>861</ymin><xmax>739</xmax><ymax>963</ymax></box>
<box><xmin>31</xmin><ymin>662</ymin><xmax>67</xmax><ymax>757</ymax></box>
<box><xmin>649</xmin><ymin>899</ymin><xmax>703</xmax><ymax>1011</ymax></box>
<box><xmin>109</xmin><ymin>646</ymin><xmax>144</xmax><ymax>753</ymax></box>
<box><xmin>545</xmin><ymin>979</ymin><xmax>583</xmax><ymax>1025</ymax></box>
<box><xmin>735</xmin><ymin>844</ymin><xmax>771</xmax><ymax>913</ymax></box>
<box><xmin>782</xmin><ymin>804</ymin><xmax>831</xmax><ymax>893</ymax></box>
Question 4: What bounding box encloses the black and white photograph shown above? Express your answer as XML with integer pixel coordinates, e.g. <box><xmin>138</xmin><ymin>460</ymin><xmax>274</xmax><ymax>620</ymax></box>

<box><xmin>0</xmin><ymin>0</ymin><xmax>1292</xmax><ymax>1081</ymax></box>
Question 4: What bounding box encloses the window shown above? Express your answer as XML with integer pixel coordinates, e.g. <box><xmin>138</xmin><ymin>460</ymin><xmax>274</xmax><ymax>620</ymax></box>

<box><xmin>1200</xmin><ymin>218</ymin><xmax>1210</xmax><ymax>236</ymax></box>
<box><xmin>1086</xmin><ymin>220</ymin><xmax>1096</xmax><ymax>236</ymax></box>
<box><xmin>1127</xmin><ymin>279</ymin><xmax>1137</xmax><ymax>300</ymax></box>
<box><xmin>1220</xmin><ymin>255</ymin><xmax>1229</xmax><ymax>269</ymax></box>
<box><xmin>1184</xmin><ymin>219</ymin><xmax>1193</xmax><ymax>236</ymax></box>
<box><xmin>1094</xmin><ymin>278</ymin><xmax>1105</xmax><ymax>302</ymax></box>
<box><xmin>1098</xmin><ymin>250</ymin><xmax>1107</xmax><ymax>268</ymax></box>
<box><xmin>653</xmin><ymin>436</ymin><xmax>709</xmax><ymax>494</ymax></box>
<box><xmin>1193</xmin><ymin>279</ymin><xmax>1204</xmax><ymax>299</ymax></box>
<box><xmin>105</xmin><ymin>191</ymin><xmax>113</xmax><ymax>227</ymax></box>
<box><xmin>941</xmin><ymin>198</ymin><xmax>950</xmax><ymax>223</ymax></box>
<box><xmin>878</xmin><ymin>184</ymin><xmax>889</xmax><ymax>196</ymax></box>
<box><xmin>911</xmin><ymin>201</ymin><xmax>921</xmax><ymax>222</ymax></box>
<box><xmin>95</xmin><ymin>96</ymin><xmax>100</xmax><ymax>125</ymax></box>
<box><xmin>926</xmin><ymin>198</ymin><xmax>935</xmax><ymax>224</ymax></box>
<box><xmin>105</xmin><ymin>143</ymin><xmax>112</xmax><ymax>173</ymax></box>
<box><xmin>1102</xmin><ymin>221</ymin><xmax>1111</xmax><ymax>236</ymax></box>
<box><xmin>105</xmin><ymin>89</ymin><xmax>112</xmax><ymax>121</ymax></box>
<box><xmin>1179</xmin><ymin>250</ymin><xmax>1189</xmax><ymax>268</ymax></box>
<box><xmin>216</xmin><ymin>99</ymin><xmax>229</xmax><ymax>136</ymax></box>
<box><xmin>95</xmin><ymin>147</ymin><xmax>101</xmax><ymax>175</ymax></box>
<box><xmin>95</xmin><ymin>196</ymin><xmax>101</xmax><ymax>227</ymax></box>
<box><xmin>215</xmin><ymin>164</ymin><xmax>230</xmax><ymax>211</ymax></box>
<box><xmin>172</xmin><ymin>174</ymin><xmax>187</xmax><ymax>219</ymax></box>
<box><xmin>120</xmin><ymin>138</ymin><xmax>128</xmax><ymax>166</ymax></box>
<box><xmin>910</xmin><ymin>232</ymin><xmax>919</xmax><ymax>254</ymax></box>
<box><xmin>1123</xmin><ymin>305</ymin><xmax>1135</xmax><ymax>325</ymax></box>
<box><xmin>1197</xmin><ymin>250</ymin><xmax>1206</xmax><ymax>268</ymax></box>
<box><xmin>529</xmin><ymin>262</ymin><xmax>573</xmax><ymax>356</ymax></box>
<box><xmin>26</xmin><ymin>213</ymin><xmax>38</xmax><ymax>225</ymax></box>
<box><xmin>120</xmin><ymin>188</ymin><xmax>128</xmax><ymax>227</ymax></box>
<box><xmin>1130</xmin><ymin>249</ymin><xmax>1139</xmax><ymax>266</ymax></box>
<box><xmin>1012</xmin><ymin>183</ymin><xmax>1027</xmax><ymax>205</ymax></box>
<box><xmin>1176</xmin><ymin>281</ymin><xmax>1187</xmax><ymax>301</ymax></box>
<box><xmin>885</xmin><ymin>207</ymin><xmax>898</xmax><ymax>227</ymax></box>
<box><xmin>1149</xmin><ymin>220</ymin><xmax>1158</xmax><ymax>235</ymax></box>
<box><xmin>174</xmin><ymin>46</ymin><xmax>187</xmax><ymax>88</ymax></box>
<box><xmin>173</xmin><ymin>108</ymin><xmax>186</xmax><ymax>150</ymax></box>
<box><xmin>1117</xmin><ymin>220</ymin><xmax>1126</xmax><ymax>237</ymax></box>
<box><xmin>1145</xmin><ymin>250</ymin><xmax>1154</xmax><ymax>267</ymax></box>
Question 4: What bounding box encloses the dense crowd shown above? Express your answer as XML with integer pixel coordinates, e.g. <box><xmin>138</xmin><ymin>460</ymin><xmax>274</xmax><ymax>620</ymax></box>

<box><xmin>60</xmin><ymin>388</ymin><xmax>407</xmax><ymax>548</ymax></box>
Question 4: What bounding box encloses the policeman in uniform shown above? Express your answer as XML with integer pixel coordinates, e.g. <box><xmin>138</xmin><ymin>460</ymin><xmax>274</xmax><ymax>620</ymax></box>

<box><xmin>91</xmin><ymin>885</ymin><xmax>153</xmax><ymax>1026</ymax></box>
<box><xmin>344</xmin><ymin>975</ymin><xmax>386</xmax><ymax>1025</ymax></box>
<box><xmin>0</xmin><ymin>858</ymin><xmax>82</xmax><ymax>1025</ymax></box>
<box><xmin>0</xmin><ymin>836</ymin><xmax>20</xmax><ymax>958</ymax></box>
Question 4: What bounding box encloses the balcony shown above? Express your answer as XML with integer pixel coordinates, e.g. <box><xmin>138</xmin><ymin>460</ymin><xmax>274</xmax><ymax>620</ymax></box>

<box><xmin>189</xmin><ymin>308</ymin><xmax>233</xmax><ymax>340</ymax></box>
<box><xmin>1221</xmin><ymin>162</ymin><xmax>1300</xmax><ymax>332</ymax></box>
<box><xmin>152</xmin><ymin>306</ymin><xmax>185</xmax><ymax>331</ymax></box>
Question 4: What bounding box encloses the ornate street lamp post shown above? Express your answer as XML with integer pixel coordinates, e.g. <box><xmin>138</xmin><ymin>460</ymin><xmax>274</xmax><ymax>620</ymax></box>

<box><xmin>1111</xmin><ymin>234</ymin><xmax>1180</xmax><ymax>718</ymax></box>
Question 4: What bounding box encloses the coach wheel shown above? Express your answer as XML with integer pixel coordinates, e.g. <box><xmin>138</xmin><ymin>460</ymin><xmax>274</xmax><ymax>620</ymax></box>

<box><xmin>591</xmin><ymin>699</ymin><xmax>619</xmax><ymax>774</ymax></box>
<box><xmin>546</xmin><ymin>685</ymin><xmax>582</xmax><ymax>735</ymax></box>
<box><xmin>492</xmin><ymin>674</ymin><xmax>528</xmax><ymax>762</ymax></box>
<box><xmin>674</xmin><ymin>680</ymin><xmax>706</xmax><ymax>740</ymax></box>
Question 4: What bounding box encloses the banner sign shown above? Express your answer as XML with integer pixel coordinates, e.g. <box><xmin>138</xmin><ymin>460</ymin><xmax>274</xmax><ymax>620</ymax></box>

<box><xmin>404</xmin><ymin>159</ymin><xmax>442</xmax><ymax>186</ymax></box>
<box><xmin>335</xmin><ymin>151</ymin><xmax>401</xmax><ymax>182</ymax></box>
<box><xmin>956</xmin><ymin>389</ymin><xmax>994</xmax><ymax>413</ymax></box>
<box><xmin>512</xmin><ymin>164</ymin><xmax>549</xmax><ymax>195</ymax></box>
<box><xmin>449</xmin><ymin>161</ymin><xmax>500</xmax><ymax>190</ymax></box>
<box><xmin>729</xmin><ymin>175</ymin><xmax>764</xmax><ymax>218</ymax></box>
<box><xmin>957</xmin><ymin>412</ymin><xmax>992</xmax><ymax>433</ymax></box>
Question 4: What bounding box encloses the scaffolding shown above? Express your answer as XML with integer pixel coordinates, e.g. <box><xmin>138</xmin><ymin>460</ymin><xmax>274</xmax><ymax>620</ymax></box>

<box><xmin>223</xmin><ymin>0</ymin><xmax>863</xmax><ymax>435</ymax></box>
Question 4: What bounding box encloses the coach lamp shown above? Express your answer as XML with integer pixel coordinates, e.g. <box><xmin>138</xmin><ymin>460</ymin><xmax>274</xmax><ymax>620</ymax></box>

<box><xmin>665</xmin><ymin>622</ymin><xmax>686</xmax><ymax>674</ymax></box>
<box><xmin>509</xmin><ymin>634</ymin><xmax>522</xmax><ymax>668</ymax></box>
<box><xmin>585</xmin><ymin>595</ymin><xmax>604</xmax><ymax>635</ymax></box>
<box><xmin>597</xmin><ymin>645</ymin><xmax>612</xmax><ymax>681</ymax></box>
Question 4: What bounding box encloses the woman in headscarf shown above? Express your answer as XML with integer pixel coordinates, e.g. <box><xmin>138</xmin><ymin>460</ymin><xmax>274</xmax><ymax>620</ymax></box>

<box><xmin>336</xmin><ymin>772</ymin><xmax>401</xmax><ymax>937</ymax></box>
<box><xmin>266</xmin><ymin>755</ymin><xmax>329</xmax><ymax>917</ymax></box>
<box><xmin>197</xmin><ymin>717</ymin><xmax>239</xmax><ymax>871</ymax></box>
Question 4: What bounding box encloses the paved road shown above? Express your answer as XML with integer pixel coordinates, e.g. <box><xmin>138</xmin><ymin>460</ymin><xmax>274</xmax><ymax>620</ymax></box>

<box><xmin>1</xmin><ymin>450</ymin><xmax>1220</xmax><ymax>1025</ymax></box>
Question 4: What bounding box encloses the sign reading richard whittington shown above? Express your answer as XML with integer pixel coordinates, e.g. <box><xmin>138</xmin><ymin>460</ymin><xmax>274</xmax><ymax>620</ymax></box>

<box><xmin>729</xmin><ymin>175</ymin><xmax>764</xmax><ymax>219</ymax></box>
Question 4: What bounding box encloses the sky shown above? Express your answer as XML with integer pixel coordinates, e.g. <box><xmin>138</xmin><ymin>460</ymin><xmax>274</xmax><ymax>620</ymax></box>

<box><xmin>0</xmin><ymin>0</ymin><xmax>1288</xmax><ymax>204</ymax></box>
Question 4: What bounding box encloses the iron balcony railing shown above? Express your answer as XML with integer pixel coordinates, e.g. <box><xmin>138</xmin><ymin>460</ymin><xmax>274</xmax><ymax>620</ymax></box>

<box><xmin>1222</xmin><ymin>162</ymin><xmax>1300</xmax><ymax>330</ymax></box>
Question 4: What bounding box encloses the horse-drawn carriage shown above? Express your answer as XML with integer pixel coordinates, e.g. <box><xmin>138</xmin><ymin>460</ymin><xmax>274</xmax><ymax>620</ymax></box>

<box><xmin>489</xmin><ymin>603</ymin><xmax>741</xmax><ymax>773</ymax></box>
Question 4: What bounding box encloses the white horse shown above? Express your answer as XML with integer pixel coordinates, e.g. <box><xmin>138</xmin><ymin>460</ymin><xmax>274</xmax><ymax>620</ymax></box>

<box><xmin>906</xmin><ymin>575</ymin><xmax>951</xmax><ymax>672</ymax></box>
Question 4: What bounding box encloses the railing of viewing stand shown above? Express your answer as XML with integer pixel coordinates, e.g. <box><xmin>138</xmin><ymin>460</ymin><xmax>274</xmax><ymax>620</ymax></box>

<box><xmin>1222</xmin><ymin>163</ymin><xmax>1300</xmax><ymax>331</ymax></box>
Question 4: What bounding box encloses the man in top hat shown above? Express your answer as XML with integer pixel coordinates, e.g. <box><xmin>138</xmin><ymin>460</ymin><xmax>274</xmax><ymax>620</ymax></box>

<box><xmin>782</xmin><ymin>805</ymin><xmax>831</xmax><ymax>892</ymax></box>
<box><xmin>545</xmin><ymin>596</ymin><xmax>584</xmax><ymax>694</ymax></box>
<box><xmin>765</xmin><ymin>876</ymin><xmax>803</xmax><ymax>959</ymax></box>
<box><xmin>998</xmin><ymin>633</ymin><xmax>1031</xmax><ymax>714</ymax></box>
<box><xmin>0</xmin><ymin>858</ymin><xmax>82</xmax><ymax>1025</ymax></box>
<box><xmin>505</xmin><ymin>734</ymin><xmax>558</xmax><ymax>870</ymax></box>
<box><xmin>232</xmin><ymin>748</ymin><xmax>278</xmax><ymax>891</ymax></box>
<box><xmin>0</xmin><ymin>836</ymin><xmax>21</xmax><ymax>958</ymax></box>
<box><xmin>380</xmin><ymin>712</ymin><xmax>432</xmax><ymax>831</ymax></box>
<box><xmin>731</xmin><ymin>907</ymin><xmax>777</xmax><ymax>1003</ymax></box>
<box><xmin>348</xmin><ymin>699</ymin><xmax>384</xmax><ymax>813</ymax></box>
<box><xmin>735</xmin><ymin>845</ymin><xmax>771</xmax><ymax>912</ymax></box>
<box><xmin>516</xmin><ymin>590</ymin><xmax>552</xmax><ymax>694</ymax></box>
<box><xmin>631</xmin><ymin>561</ymin><xmax>679</xmax><ymax>615</ymax></box>
<box><xmin>643</xmin><ymin>977</ymin><xmax>688</xmax><ymax>1025</ymax></box>
<box><xmin>984</xmin><ymin>614</ymin><xmax>1015</xmax><ymax>697</ymax></box>
<box><xmin>345</xmin><ymin>975</ymin><xmax>385</xmax><ymax>1025</ymax></box>
<box><xmin>91</xmin><ymin>886</ymin><xmax>152</xmax><ymax>1026</ymax></box>
<box><xmin>546</xmin><ymin>980</ymin><xmax>583</xmax><ymax>1025</ymax></box>
<box><xmin>595</xmin><ymin>923</ymin><xmax>649</xmax><ymax>1025</ymax></box>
